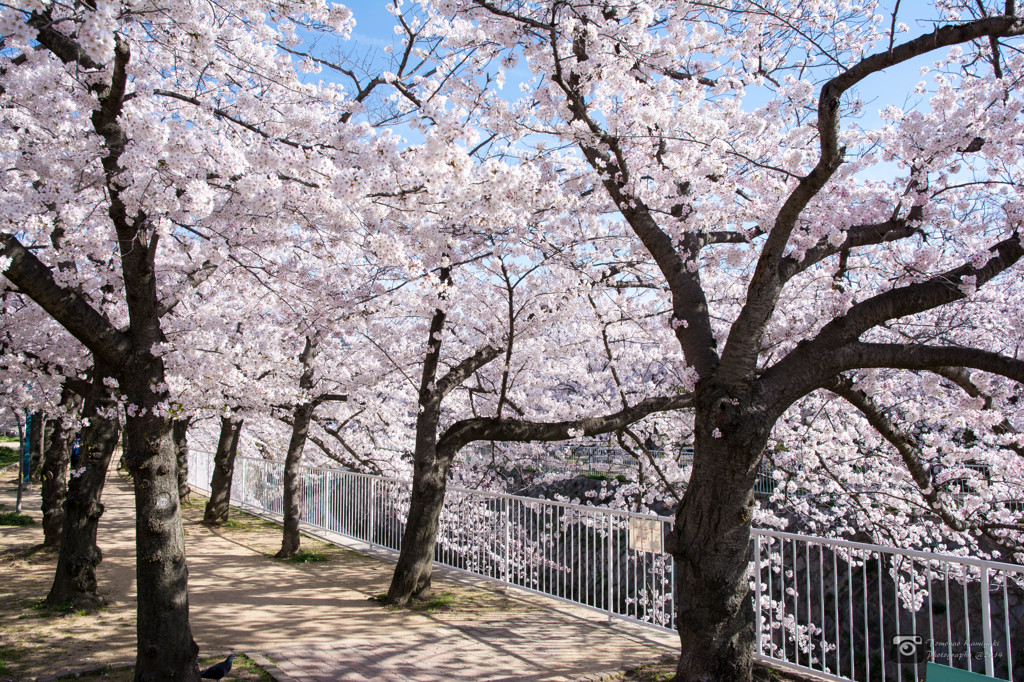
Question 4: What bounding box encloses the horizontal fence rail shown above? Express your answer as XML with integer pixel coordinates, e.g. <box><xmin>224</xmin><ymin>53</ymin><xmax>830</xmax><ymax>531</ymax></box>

<box><xmin>187</xmin><ymin>451</ymin><xmax>1023</xmax><ymax>682</ymax></box>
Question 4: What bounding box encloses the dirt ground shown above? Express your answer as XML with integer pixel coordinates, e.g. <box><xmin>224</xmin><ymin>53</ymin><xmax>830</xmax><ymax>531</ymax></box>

<box><xmin>0</xmin><ymin>468</ymin><xmax>534</xmax><ymax>681</ymax></box>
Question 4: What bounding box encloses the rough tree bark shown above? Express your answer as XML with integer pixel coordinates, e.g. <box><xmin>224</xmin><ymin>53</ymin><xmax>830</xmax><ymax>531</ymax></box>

<box><xmin>203</xmin><ymin>415</ymin><xmax>243</xmax><ymax>526</ymax></box>
<box><xmin>46</xmin><ymin>374</ymin><xmax>119</xmax><ymax>610</ymax></box>
<box><xmin>386</xmin><ymin>436</ymin><xmax>452</xmax><ymax>601</ymax></box>
<box><xmin>172</xmin><ymin>418</ymin><xmax>191</xmax><ymax>503</ymax></box>
<box><xmin>276</xmin><ymin>336</ymin><xmax>318</xmax><ymax>559</ymax></box>
<box><xmin>40</xmin><ymin>389</ymin><xmax>82</xmax><ymax>547</ymax></box>
<box><xmin>666</xmin><ymin>386</ymin><xmax>767</xmax><ymax>680</ymax></box>
<box><xmin>385</xmin><ymin>400</ymin><xmax>453</xmax><ymax>602</ymax></box>
<box><xmin>15</xmin><ymin>410</ymin><xmax>25</xmax><ymax>512</ymax></box>
<box><xmin>121</xmin><ymin>377</ymin><xmax>198</xmax><ymax>679</ymax></box>
<box><xmin>28</xmin><ymin>408</ymin><xmax>43</xmax><ymax>483</ymax></box>
<box><xmin>276</xmin><ymin>402</ymin><xmax>314</xmax><ymax>557</ymax></box>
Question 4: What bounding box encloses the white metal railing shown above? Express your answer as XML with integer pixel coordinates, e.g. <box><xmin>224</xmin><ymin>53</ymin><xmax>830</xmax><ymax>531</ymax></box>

<box><xmin>187</xmin><ymin>451</ymin><xmax>1022</xmax><ymax>681</ymax></box>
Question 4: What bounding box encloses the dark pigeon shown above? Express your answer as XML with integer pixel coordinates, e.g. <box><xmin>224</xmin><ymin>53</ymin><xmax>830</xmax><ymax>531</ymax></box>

<box><xmin>200</xmin><ymin>653</ymin><xmax>235</xmax><ymax>680</ymax></box>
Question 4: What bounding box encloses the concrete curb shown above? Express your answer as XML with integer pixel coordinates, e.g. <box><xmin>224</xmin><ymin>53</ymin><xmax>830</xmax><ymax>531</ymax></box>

<box><xmin>247</xmin><ymin>652</ymin><xmax>299</xmax><ymax>682</ymax></box>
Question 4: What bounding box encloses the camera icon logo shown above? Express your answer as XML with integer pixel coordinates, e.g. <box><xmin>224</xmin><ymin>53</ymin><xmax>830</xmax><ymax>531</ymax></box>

<box><xmin>891</xmin><ymin>634</ymin><xmax>929</xmax><ymax>664</ymax></box>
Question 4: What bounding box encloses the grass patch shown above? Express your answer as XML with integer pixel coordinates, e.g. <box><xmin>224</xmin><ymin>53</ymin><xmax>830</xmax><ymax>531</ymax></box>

<box><xmin>190</xmin><ymin>502</ymin><xmax>279</xmax><ymax>532</ymax></box>
<box><xmin>412</xmin><ymin>592</ymin><xmax>457</xmax><ymax>612</ymax></box>
<box><xmin>372</xmin><ymin>590</ymin><xmax>463</xmax><ymax>613</ymax></box>
<box><xmin>0</xmin><ymin>644</ymin><xmax>22</xmax><ymax>677</ymax></box>
<box><xmin>26</xmin><ymin>598</ymin><xmax>90</xmax><ymax>618</ymax></box>
<box><xmin>29</xmin><ymin>599</ymin><xmax>76</xmax><ymax>617</ymax></box>
<box><xmin>228</xmin><ymin>653</ymin><xmax>275</xmax><ymax>682</ymax></box>
<box><xmin>0</xmin><ymin>511</ymin><xmax>35</xmax><ymax>526</ymax></box>
<box><xmin>0</xmin><ymin>444</ymin><xmax>20</xmax><ymax>468</ymax></box>
<box><xmin>51</xmin><ymin>654</ymin><xmax>273</xmax><ymax>682</ymax></box>
<box><xmin>283</xmin><ymin>549</ymin><xmax>328</xmax><ymax>564</ymax></box>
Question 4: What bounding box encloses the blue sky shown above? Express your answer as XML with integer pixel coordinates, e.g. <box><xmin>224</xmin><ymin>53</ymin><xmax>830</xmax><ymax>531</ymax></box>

<box><xmin>345</xmin><ymin>3</ymin><xmax>405</xmax><ymax>56</ymax></box>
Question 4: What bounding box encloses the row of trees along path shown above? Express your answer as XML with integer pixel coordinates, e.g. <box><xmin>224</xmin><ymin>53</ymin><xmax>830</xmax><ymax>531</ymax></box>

<box><xmin>4</xmin><ymin>2</ymin><xmax>1024</xmax><ymax>681</ymax></box>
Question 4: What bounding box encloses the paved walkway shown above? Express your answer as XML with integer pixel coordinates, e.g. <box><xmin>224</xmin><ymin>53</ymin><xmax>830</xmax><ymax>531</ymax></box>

<box><xmin>1</xmin><ymin>462</ymin><xmax>676</xmax><ymax>681</ymax></box>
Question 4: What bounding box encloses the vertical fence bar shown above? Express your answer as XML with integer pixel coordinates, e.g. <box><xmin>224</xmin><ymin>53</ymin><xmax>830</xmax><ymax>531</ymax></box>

<box><xmin>755</xmin><ymin>534</ymin><xmax>763</xmax><ymax>657</ymax></box>
<box><xmin>928</xmin><ymin>561</ymin><xmax>935</xmax><ymax>674</ymax></box>
<box><xmin>964</xmin><ymin>571</ymin><xmax>972</xmax><ymax>672</ymax></box>
<box><xmin>238</xmin><ymin>457</ymin><xmax>247</xmax><ymax>507</ymax></box>
<box><xmin>503</xmin><ymin>496</ymin><xmax>510</xmax><ymax>588</ymax></box>
<box><xmin>878</xmin><ymin>550</ymin><xmax>886</xmax><ymax>682</ymax></box>
<box><xmin>805</xmin><ymin>542</ymin><xmax>812</xmax><ymax>670</ymax></box>
<box><xmin>365</xmin><ymin>478</ymin><xmax>373</xmax><ymax>546</ymax></box>
<box><xmin>607</xmin><ymin>512</ymin><xmax>614</xmax><ymax>622</ymax></box>
<box><xmin>1003</xmin><ymin>576</ymin><xmax>1013</xmax><ymax>678</ymax></box>
<box><xmin>847</xmin><ymin>551</ymin><xmax>853</xmax><ymax>681</ymax></box>
<box><xmin>944</xmin><ymin>564</ymin><xmax>952</xmax><ymax>670</ymax></box>
<box><xmin>863</xmin><ymin>550</ymin><xmax>870</xmax><ymax>682</ymax></box>
<box><xmin>981</xmin><ymin>566</ymin><xmax>993</xmax><ymax>676</ymax></box>
<box><xmin>790</xmin><ymin>538</ymin><xmax>797</xmax><ymax>666</ymax></box>
<box><xmin>818</xmin><ymin>545</ymin><xmax>825</xmax><ymax>674</ymax></box>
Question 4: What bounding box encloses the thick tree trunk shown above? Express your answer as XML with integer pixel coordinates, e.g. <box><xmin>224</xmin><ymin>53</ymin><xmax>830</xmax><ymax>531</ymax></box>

<box><xmin>46</xmin><ymin>385</ymin><xmax>118</xmax><ymax>609</ymax></box>
<box><xmin>123</xmin><ymin>406</ymin><xmax>199</xmax><ymax>680</ymax></box>
<box><xmin>386</xmin><ymin>300</ymin><xmax>451</xmax><ymax>606</ymax></box>
<box><xmin>277</xmin><ymin>402</ymin><xmax>314</xmax><ymax>558</ymax></box>
<box><xmin>276</xmin><ymin>335</ymin><xmax>319</xmax><ymax>558</ymax></box>
<box><xmin>385</xmin><ymin>449</ymin><xmax>451</xmax><ymax>604</ymax></box>
<box><xmin>15</xmin><ymin>413</ymin><xmax>25</xmax><ymax>512</ymax></box>
<box><xmin>40</xmin><ymin>393</ymin><xmax>81</xmax><ymax>547</ymax></box>
<box><xmin>384</xmin><ymin>289</ymin><xmax>503</xmax><ymax>605</ymax></box>
<box><xmin>29</xmin><ymin>409</ymin><xmax>44</xmax><ymax>483</ymax></box>
<box><xmin>203</xmin><ymin>416</ymin><xmax>243</xmax><ymax>526</ymax></box>
<box><xmin>669</xmin><ymin>389</ymin><xmax>768</xmax><ymax>682</ymax></box>
<box><xmin>172</xmin><ymin>418</ymin><xmax>191</xmax><ymax>502</ymax></box>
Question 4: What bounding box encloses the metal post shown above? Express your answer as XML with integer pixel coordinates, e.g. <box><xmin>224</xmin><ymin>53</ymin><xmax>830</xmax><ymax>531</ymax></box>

<box><xmin>238</xmin><ymin>456</ymin><xmax>247</xmax><ymax>509</ymax></box>
<box><xmin>606</xmin><ymin>512</ymin><xmax>614</xmax><ymax>622</ymax></box>
<box><xmin>981</xmin><ymin>566</ymin><xmax>993</xmax><ymax>676</ymax></box>
<box><xmin>503</xmin><ymin>497</ymin><xmax>510</xmax><ymax>590</ymax></box>
<box><xmin>754</xmin><ymin>534</ymin><xmax>763</xmax><ymax>655</ymax></box>
<box><xmin>368</xmin><ymin>478</ymin><xmax>376</xmax><ymax>547</ymax></box>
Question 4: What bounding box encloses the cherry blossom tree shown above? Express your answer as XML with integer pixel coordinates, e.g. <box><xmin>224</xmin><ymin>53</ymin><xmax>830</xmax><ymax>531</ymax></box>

<box><xmin>1</xmin><ymin>1</ymin><xmax>358</xmax><ymax>678</ymax></box>
<box><xmin>410</xmin><ymin>1</ymin><xmax>1024</xmax><ymax>679</ymax></box>
<box><xmin>1</xmin><ymin>298</ymin><xmax>126</xmax><ymax>608</ymax></box>
<box><xmin>357</xmin><ymin>148</ymin><xmax>698</xmax><ymax>602</ymax></box>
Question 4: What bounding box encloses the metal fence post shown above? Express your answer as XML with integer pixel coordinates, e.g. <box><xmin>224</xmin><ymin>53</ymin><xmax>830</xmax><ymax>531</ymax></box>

<box><xmin>981</xmin><ymin>566</ymin><xmax>993</xmax><ymax>676</ymax></box>
<box><xmin>368</xmin><ymin>478</ymin><xmax>376</xmax><ymax>547</ymax></box>
<box><xmin>503</xmin><ymin>496</ymin><xmax>510</xmax><ymax>590</ymax></box>
<box><xmin>607</xmin><ymin>512</ymin><xmax>614</xmax><ymax>623</ymax></box>
<box><xmin>238</xmin><ymin>457</ymin><xmax>246</xmax><ymax>508</ymax></box>
<box><xmin>754</xmin><ymin>533</ymin><xmax>763</xmax><ymax>656</ymax></box>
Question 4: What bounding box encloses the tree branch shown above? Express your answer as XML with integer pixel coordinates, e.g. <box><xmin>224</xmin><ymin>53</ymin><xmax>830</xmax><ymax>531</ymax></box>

<box><xmin>435</xmin><ymin>345</ymin><xmax>502</xmax><ymax>401</ymax></box>
<box><xmin>721</xmin><ymin>14</ymin><xmax>1024</xmax><ymax>383</ymax></box>
<box><xmin>826</xmin><ymin>375</ymin><xmax>1023</xmax><ymax>548</ymax></box>
<box><xmin>2</xmin><ymin>234</ymin><xmax>130</xmax><ymax>368</ymax></box>
<box><xmin>437</xmin><ymin>392</ymin><xmax>694</xmax><ymax>455</ymax></box>
<box><xmin>827</xmin><ymin>231</ymin><xmax>1022</xmax><ymax>342</ymax></box>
